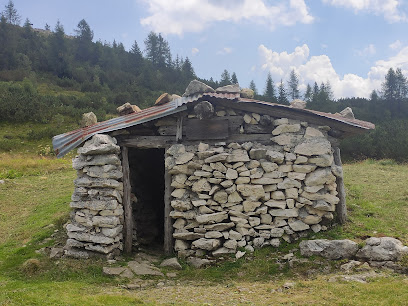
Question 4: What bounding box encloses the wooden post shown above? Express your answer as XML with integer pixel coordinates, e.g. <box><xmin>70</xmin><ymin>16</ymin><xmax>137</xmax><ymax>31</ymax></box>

<box><xmin>163</xmin><ymin>169</ymin><xmax>174</xmax><ymax>255</ymax></box>
<box><xmin>121</xmin><ymin>146</ymin><xmax>134</xmax><ymax>254</ymax></box>
<box><xmin>334</xmin><ymin>146</ymin><xmax>347</xmax><ymax>224</ymax></box>
<box><xmin>176</xmin><ymin>115</ymin><xmax>183</xmax><ymax>142</ymax></box>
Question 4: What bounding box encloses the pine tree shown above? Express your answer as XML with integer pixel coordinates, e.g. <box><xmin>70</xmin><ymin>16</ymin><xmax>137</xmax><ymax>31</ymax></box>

<box><xmin>181</xmin><ymin>57</ymin><xmax>195</xmax><ymax>79</ymax></box>
<box><xmin>264</xmin><ymin>72</ymin><xmax>276</xmax><ymax>101</ymax></box>
<box><xmin>287</xmin><ymin>69</ymin><xmax>300</xmax><ymax>100</ymax></box>
<box><xmin>220</xmin><ymin>69</ymin><xmax>231</xmax><ymax>86</ymax></box>
<box><xmin>74</xmin><ymin>19</ymin><xmax>94</xmax><ymax>62</ymax></box>
<box><xmin>231</xmin><ymin>72</ymin><xmax>238</xmax><ymax>84</ymax></box>
<box><xmin>49</xmin><ymin>20</ymin><xmax>69</xmax><ymax>77</ymax></box>
<box><xmin>312</xmin><ymin>82</ymin><xmax>319</xmax><ymax>102</ymax></box>
<box><xmin>304</xmin><ymin>84</ymin><xmax>312</xmax><ymax>102</ymax></box>
<box><xmin>249</xmin><ymin>80</ymin><xmax>258</xmax><ymax>95</ymax></box>
<box><xmin>2</xmin><ymin>0</ymin><xmax>21</xmax><ymax>25</ymax></box>
<box><xmin>278</xmin><ymin>79</ymin><xmax>289</xmax><ymax>105</ymax></box>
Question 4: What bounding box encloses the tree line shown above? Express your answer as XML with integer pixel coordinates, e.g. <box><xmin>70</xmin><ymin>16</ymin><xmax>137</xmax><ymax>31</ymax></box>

<box><xmin>1</xmin><ymin>0</ymin><xmax>408</xmax><ymax>161</ymax></box>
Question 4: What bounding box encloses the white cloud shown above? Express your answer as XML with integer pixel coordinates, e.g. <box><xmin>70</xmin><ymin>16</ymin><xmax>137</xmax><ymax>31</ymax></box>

<box><xmin>140</xmin><ymin>0</ymin><xmax>314</xmax><ymax>35</ymax></box>
<box><xmin>258</xmin><ymin>43</ymin><xmax>408</xmax><ymax>99</ymax></box>
<box><xmin>355</xmin><ymin>44</ymin><xmax>376</xmax><ymax>57</ymax></box>
<box><xmin>192</xmin><ymin>47</ymin><xmax>199</xmax><ymax>55</ymax></box>
<box><xmin>322</xmin><ymin>0</ymin><xmax>407</xmax><ymax>23</ymax></box>
<box><xmin>217</xmin><ymin>47</ymin><xmax>232</xmax><ymax>55</ymax></box>
<box><xmin>389</xmin><ymin>39</ymin><xmax>402</xmax><ymax>50</ymax></box>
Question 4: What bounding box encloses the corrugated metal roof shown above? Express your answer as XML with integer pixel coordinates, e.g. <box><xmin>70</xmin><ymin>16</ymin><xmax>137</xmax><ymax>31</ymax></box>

<box><xmin>53</xmin><ymin>92</ymin><xmax>374</xmax><ymax>157</ymax></box>
<box><xmin>52</xmin><ymin>92</ymin><xmax>239</xmax><ymax>157</ymax></box>
<box><xmin>237</xmin><ymin>98</ymin><xmax>375</xmax><ymax>130</ymax></box>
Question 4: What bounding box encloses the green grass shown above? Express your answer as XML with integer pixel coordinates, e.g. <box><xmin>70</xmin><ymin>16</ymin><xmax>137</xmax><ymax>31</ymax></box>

<box><xmin>0</xmin><ymin>156</ymin><xmax>407</xmax><ymax>304</ymax></box>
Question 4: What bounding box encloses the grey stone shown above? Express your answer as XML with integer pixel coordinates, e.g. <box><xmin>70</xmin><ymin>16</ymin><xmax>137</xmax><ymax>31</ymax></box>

<box><xmin>212</xmin><ymin>247</ymin><xmax>235</xmax><ymax>256</ymax></box>
<box><xmin>196</xmin><ymin>211</ymin><xmax>228</xmax><ymax>224</ymax></box>
<box><xmin>176</xmin><ymin>153</ymin><xmax>195</xmax><ymax>165</ymax></box>
<box><xmin>309</xmin><ymin>154</ymin><xmax>333</xmax><ymax>167</ymax></box>
<box><xmin>270</xmin><ymin>228</ymin><xmax>285</xmax><ymax>237</ymax></box>
<box><xmin>183</xmin><ymin>80</ymin><xmax>215</xmax><ymax>97</ymax></box>
<box><xmin>187</xmin><ymin>257</ymin><xmax>212</xmax><ymax>268</ymax></box>
<box><xmin>204</xmin><ymin>153</ymin><xmax>229</xmax><ymax>163</ymax></box>
<box><xmin>173</xmin><ymin>232</ymin><xmax>204</xmax><ymax>240</ymax></box>
<box><xmin>288</xmin><ymin>220</ymin><xmax>310</xmax><ymax>231</ymax></box>
<box><xmin>294</xmin><ymin>138</ymin><xmax>332</xmax><ymax>156</ymax></box>
<box><xmin>304</xmin><ymin>127</ymin><xmax>324</xmax><ymax>138</ymax></box>
<box><xmin>49</xmin><ymin>247</ymin><xmax>64</xmax><ymax>259</ymax></box>
<box><xmin>128</xmin><ymin>261</ymin><xmax>164</xmax><ymax>276</ymax></box>
<box><xmin>216</xmin><ymin>84</ymin><xmax>240</xmax><ymax>93</ymax></box>
<box><xmin>269</xmin><ymin>209</ymin><xmax>299</xmax><ymax>217</ymax></box>
<box><xmin>73</xmin><ymin>154</ymin><xmax>121</xmax><ymax>170</ymax></box>
<box><xmin>271</xmin><ymin>134</ymin><xmax>302</xmax><ymax>147</ymax></box>
<box><xmin>272</xmin><ymin>124</ymin><xmax>301</xmax><ymax>135</ymax></box>
<box><xmin>192</xmin><ymin>238</ymin><xmax>221</xmax><ymax>250</ymax></box>
<box><xmin>299</xmin><ymin>239</ymin><xmax>359</xmax><ymax>259</ymax></box>
<box><xmin>227</xmin><ymin>150</ymin><xmax>250</xmax><ymax>163</ymax></box>
<box><xmin>240</xmin><ymin>88</ymin><xmax>254</xmax><ymax>98</ymax></box>
<box><xmin>160</xmin><ymin>258</ymin><xmax>182</xmax><ymax>270</ymax></box>
<box><xmin>103</xmin><ymin>267</ymin><xmax>126</xmax><ymax>276</ymax></box>
<box><xmin>339</xmin><ymin>107</ymin><xmax>355</xmax><ymax>119</ymax></box>
<box><xmin>266</xmin><ymin>150</ymin><xmax>284</xmax><ymax>164</ymax></box>
<box><xmin>356</xmin><ymin>237</ymin><xmax>408</xmax><ymax>261</ymax></box>
<box><xmin>305</xmin><ymin>168</ymin><xmax>336</xmax><ymax>186</ymax></box>
<box><xmin>70</xmin><ymin>200</ymin><xmax>118</xmax><ymax>211</ymax></box>
<box><xmin>277</xmin><ymin>178</ymin><xmax>301</xmax><ymax>189</ymax></box>
<box><xmin>192</xmin><ymin>179</ymin><xmax>211</xmax><ymax>193</ymax></box>
<box><xmin>204</xmin><ymin>222</ymin><xmax>235</xmax><ymax>231</ymax></box>
<box><xmin>78</xmin><ymin>136</ymin><xmax>120</xmax><ymax>156</ymax></box>
<box><xmin>237</xmin><ymin>184</ymin><xmax>265</xmax><ymax>200</ymax></box>
<box><xmin>290</xmin><ymin>99</ymin><xmax>307</xmax><ymax>109</ymax></box>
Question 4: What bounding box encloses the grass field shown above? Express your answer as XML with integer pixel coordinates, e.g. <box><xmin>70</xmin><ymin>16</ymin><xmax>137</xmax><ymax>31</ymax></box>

<box><xmin>0</xmin><ymin>151</ymin><xmax>407</xmax><ymax>305</ymax></box>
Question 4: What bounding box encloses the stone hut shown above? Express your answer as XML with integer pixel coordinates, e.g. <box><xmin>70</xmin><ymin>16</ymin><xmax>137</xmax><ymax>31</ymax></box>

<box><xmin>53</xmin><ymin>80</ymin><xmax>375</xmax><ymax>259</ymax></box>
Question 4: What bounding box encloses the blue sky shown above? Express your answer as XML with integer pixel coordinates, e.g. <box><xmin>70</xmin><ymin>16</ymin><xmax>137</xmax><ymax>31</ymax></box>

<box><xmin>6</xmin><ymin>0</ymin><xmax>408</xmax><ymax>98</ymax></box>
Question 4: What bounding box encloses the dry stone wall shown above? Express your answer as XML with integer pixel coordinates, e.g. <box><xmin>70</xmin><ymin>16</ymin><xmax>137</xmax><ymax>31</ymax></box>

<box><xmin>166</xmin><ymin>117</ymin><xmax>342</xmax><ymax>258</ymax></box>
<box><xmin>65</xmin><ymin>134</ymin><xmax>124</xmax><ymax>259</ymax></box>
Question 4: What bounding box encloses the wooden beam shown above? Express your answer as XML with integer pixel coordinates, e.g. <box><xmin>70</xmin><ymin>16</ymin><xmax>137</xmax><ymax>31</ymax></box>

<box><xmin>163</xmin><ymin>169</ymin><xmax>173</xmax><ymax>255</ymax></box>
<box><xmin>333</xmin><ymin>146</ymin><xmax>347</xmax><ymax>224</ymax></box>
<box><xmin>176</xmin><ymin>115</ymin><xmax>183</xmax><ymax>142</ymax></box>
<box><xmin>185</xmin><ymin>118</ymin><xmax>229</xmax><ymax>140</ymax></box>
<box><xmin>121</xmin><ymin>146</ymin><xmax>133</xmax><ymax>254</ymax></box>
<box><xmin>118</xmin><ymin>136</ymin><xmax>175</xmax><ymax>148</ymax></box>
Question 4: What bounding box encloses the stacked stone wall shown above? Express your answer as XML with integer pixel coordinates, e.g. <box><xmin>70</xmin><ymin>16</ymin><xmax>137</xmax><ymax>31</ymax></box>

<box><xmin>166</xmin><ymin>117</ymin><xmax>343</xmax><ymax>257</ymax></box>
<box><xmin>65</xmin><ymin>134</ymin><xmax>124</xmax><ymax>258</ymax></box>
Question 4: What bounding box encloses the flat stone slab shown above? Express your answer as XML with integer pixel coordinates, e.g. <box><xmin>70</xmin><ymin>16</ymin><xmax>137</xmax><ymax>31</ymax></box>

<box><xmin>128</xmin><ymin>261</ymin><xmax>164</xmax><ymax>276</ymax></box>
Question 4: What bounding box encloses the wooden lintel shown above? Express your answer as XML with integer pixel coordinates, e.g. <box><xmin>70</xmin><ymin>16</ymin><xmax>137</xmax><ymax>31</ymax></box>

<box><xmin>176</xmin><ymin>115</ymin><xmax>183</xmax><ymax>142</ymax></box>
<box><xmin>121</xmin><ymin>146</ymin><xmax>133</xmax><ymax>254</ymax></box>
<box><xmin>118</xmin><ymin>136</ymin><xmax>175</xmax><ymax>148</ymax></box>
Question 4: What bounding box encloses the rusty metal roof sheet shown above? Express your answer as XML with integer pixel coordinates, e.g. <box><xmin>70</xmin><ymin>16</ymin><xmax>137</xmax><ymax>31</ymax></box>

<box><xmin>237</xmin><ymin>98</ymin><xmax>376</xmax><ymax>130</ymax></box>
<box><xmin>53</xmin><ymin>92</ymin><xmax>374</xmax><ymax>157</ymax></box>
<box><xmin>52</xmin><ymin>92</ymin><xmax>239</xmax><ymax>157</ymax></box>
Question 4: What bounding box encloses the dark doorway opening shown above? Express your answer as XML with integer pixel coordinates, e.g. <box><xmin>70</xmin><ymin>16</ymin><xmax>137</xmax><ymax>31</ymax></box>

<box><xmin>128</xmin><ymin>148</ymin><xmax>165</xmax><ymax>251</ymax></box>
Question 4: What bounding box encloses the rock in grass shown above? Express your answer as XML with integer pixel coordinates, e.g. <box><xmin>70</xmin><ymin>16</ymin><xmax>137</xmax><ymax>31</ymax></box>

<box><xmin>160</xmin><ymin>258</ymin><xmax>182</xmax><ymax>270</ymax></box>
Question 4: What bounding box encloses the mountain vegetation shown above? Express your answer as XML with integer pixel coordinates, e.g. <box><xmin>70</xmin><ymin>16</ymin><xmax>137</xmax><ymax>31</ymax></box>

<box><xmin>1</xmin><ymin>1</ymin><xmax>408</xmax><ymax>161</ymax></box>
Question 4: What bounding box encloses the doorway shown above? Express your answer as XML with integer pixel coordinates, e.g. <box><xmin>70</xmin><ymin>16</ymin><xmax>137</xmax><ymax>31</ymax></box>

<box><xmin>128</xmin><ymin>148</ymin><xmax>165</xmax><ymax>251</ymax></box>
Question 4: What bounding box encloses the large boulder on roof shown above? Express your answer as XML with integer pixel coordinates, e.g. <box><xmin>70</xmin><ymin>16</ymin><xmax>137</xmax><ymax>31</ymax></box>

<box><xmin>183</xmin><ymin>80</ymin><xmax>215</xmax><ymax>97</ymax></box>
<box><xmin>80</xmin><ymin>112</ymin><xmax>97</xmax><ymax>127</ymax></box>
<box><xmin>290</xmin><ymin>99</ymin><xmax>307</xmax><ymax>109</ymax></box>
<box><xmin>215</xmin><ymin>84</ymin><xmax>240</xmax><ymax>93</ymax></box>
<box><xmin>240</xmin><ymin>88</ymin><xmax>254</xmax><ymax>99</ymax></box>
<box><xmin>117</xmin><ymin>103</ymin><xmax>141</xmax><ymax>116</ymax></box>
<box><xmin>339</xmin><ymin>107</ymin><xmax>355</xmax><ymax>119</ymax></box>
<box><xmin>155</xmin><ymin>93</ymin><xmax>171</xmax><ymax>106</ymax></box>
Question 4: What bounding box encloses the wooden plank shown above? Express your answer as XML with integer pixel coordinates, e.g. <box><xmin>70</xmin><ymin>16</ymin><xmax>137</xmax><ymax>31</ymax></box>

<box><xmin>121</xmin><ymin>146</ymin><xmax>133</xmax><ymax>254</ymax></box>
<box><xmin>176</xmin><ymin>115</ymin><xmax>183</xmax><ymax>141</ymax></box>
<box><xmin>229</xmin><ymin>133</ymin><xmax>272</xmax><ymax>143</ymax></box>
<box><xmin>333</xmin><ymin>146</ymin><xmax>347</xmax><ymax>224</ymax></box>
<box><xmin>118</xmin><ymin>136</ymin><xmax>175</xmax><ymax>148</ymax></box>
<box><xmin>185</xmin><ymin>118</ymin><xmax>229</xmax><ymax>140</ymax></box>
<box><xmin>163</xmin><ymin>169</ymin><xmax>173</xmax><ymax>255</ymax></box>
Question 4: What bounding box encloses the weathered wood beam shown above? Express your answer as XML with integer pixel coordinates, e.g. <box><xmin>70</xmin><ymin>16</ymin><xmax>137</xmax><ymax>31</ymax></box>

<box><xmin>118</xmin><ymin>136</ymin><xmax>175</xmax><ymax>148</ymax></box>
<box><xmin>176</xmin><ymin>115</ymin><xmax>183</xmax><ymax>142</ymax></box>
<box><xmin>333</xmin><ymin>146</ymin><xmax>347</xmax><ymax>224</ymax></box>
<box><xmin>121</xmin><ymin>146</ymin><xmax>133</xmax><ymax>254</ymax></box>
<box><xmin>163</xmin><ymin>169</ymin><xmax>173</xmax><ymax>255</ymax></box>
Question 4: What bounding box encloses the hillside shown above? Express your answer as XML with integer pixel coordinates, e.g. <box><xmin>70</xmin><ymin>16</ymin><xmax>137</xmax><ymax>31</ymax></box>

<box><xmin>1</xmin><ymin>16</ymin><xmax>408</xmax><ymax>161</ymax></box>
